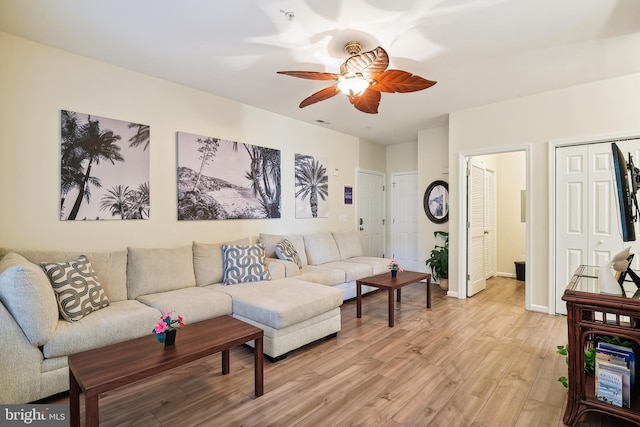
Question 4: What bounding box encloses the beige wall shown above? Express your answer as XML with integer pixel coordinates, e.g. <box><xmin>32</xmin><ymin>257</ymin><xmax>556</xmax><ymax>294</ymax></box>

<box><xmin>496</xmin><ymin>151</ymin><xmax>526</xmax><ymax>275</ymax></box>
<box><xmin>418</xmin><ymin>127</ymin><xmax>449</xmax><ymax>276</ymax></box>
<box><xmin>359</xmin><ymin>139</ymin><xmax>386</xmax><ymax>172</ymax></box>
<box><xmin>0</xmin><ymin>32</ymin><xmax>364</xmax><ymax>252</ymax></box>
<box><xmin>449</xmin><ymin>71</ymin><xmax>640</xmax><ymax>312</ymax></box>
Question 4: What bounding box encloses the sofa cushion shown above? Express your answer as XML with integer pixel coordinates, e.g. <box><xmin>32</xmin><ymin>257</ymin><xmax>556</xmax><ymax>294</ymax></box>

<box><xmin>208</xmin><ymin>278</ymin><xmax>342</xmax><ymax>329</ymax></box>
<box><xmin>345</xmin><ymin>257</ymin><xmax>392</xmax><ymax>275</ymax></box>
<box><xmin>127</xmin><ymin>246</ymin><xmax>196</xmax><ymax>300</ymax></box>
<box><xmin>259</xmin><ymin>233</ymin><xmax>308</xmax><ymax>266</ymax></box>
<box><xmin>298</xmin><ymin>265</ymin><xmax>347</xmax><ymax>286</ymax></box>
<box><xmin>274</xmin><ymin>239</ymin><xmax>302</xmax><ymax>268</ymax></box>
<box><xmin>192</xmin><ymin>237</ymin><xmax>250</xmax><ymax>286</ymax></box>
<box><xmin>265</xmin><ymin>258</ymin><xmax>300</xmax><ymax>278</ymax></box>
<box><xmin>40</xmin><ymin>255</ymin><xmax>110</xmax><ymax>322</ymax></box>
<box><xmin>137</xmin><ymin>287</ymin><xmax>232</xmax><ymax>324</ymax></box>
<box><xmin>0</xmin><ymin>252</ymin><xmax>58</xmax><ymax>346</ymax></box>
<box><xmin>42</xmin><ymin>300</ymin><xmax>161</xmax><ymax>358</ymax></box>
<box><xmin>332</xmin><ymin>231</ymin><xmax>363</xmax><ymax>260</ymax></box>
<box><xmin>0</xmin><ymin>248</ymin><xmax>128</xmax><ymax>302</ymax></box>
<box><xmin>264</xmin><ymin>259</ymin><xmax>287</xmax><ymax>280</ymax></box>
<box><xmin>222</xmin><ymin>243</ymin><xmax>271</xmax><ymax>285</ymax></box>
<box><xmin>317</xmin><ymin>261</ymin><xmax>372</xmax><ymax>282</ymax></box>
<box><xmin>303</xmin><ymin>232</ymin><xmax>341</xmax><ymax>265</ymax></box>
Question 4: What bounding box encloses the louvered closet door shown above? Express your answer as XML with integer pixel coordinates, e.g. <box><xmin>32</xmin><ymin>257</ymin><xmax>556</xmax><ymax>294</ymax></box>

<box><xmin>468</xmin><ymin>159</ymin><xmax>495</xmax><ymax>297</ymax></box>
<box><xmin>484</xmin><ymin>168</ymin><xmax>496</xmax><ymax>278</ymax></box>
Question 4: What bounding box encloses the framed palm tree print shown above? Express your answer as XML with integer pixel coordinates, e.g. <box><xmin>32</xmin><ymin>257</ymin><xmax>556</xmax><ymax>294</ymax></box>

<box><xmin>295</xmin><ymin>153</ymin><xmax>329</xmax><ymax>218</ymax></box>
<box><xmin>177</xmin><ymin>132</ymin><xmax>281</xmax><ymax>220</ymax></box>
<box><xmin>60</xmin><ymin>110</ymin><xmax>150</xmax><ymax>221</ymax></box>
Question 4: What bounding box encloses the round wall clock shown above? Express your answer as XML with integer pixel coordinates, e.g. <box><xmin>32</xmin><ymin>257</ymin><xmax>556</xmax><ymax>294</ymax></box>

<box><xmin>423</xmin><ymin>180</ymin><xmax>449</xmax><ymax>224</ymax></box>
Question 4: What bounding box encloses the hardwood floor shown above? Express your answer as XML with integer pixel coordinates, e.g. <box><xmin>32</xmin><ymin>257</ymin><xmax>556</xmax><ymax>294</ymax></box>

<box><xmin>43</xmin><ymin>277</ymin><xmax>636</xmax><ymax>426</ymax></box>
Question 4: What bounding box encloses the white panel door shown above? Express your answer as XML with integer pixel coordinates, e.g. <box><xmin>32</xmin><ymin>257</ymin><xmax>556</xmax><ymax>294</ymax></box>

<box><xmin>555</xmin><ymin>145</ymin><xmax>589</xmax><ymax>315</ymax></box>
<box><xmin>391</xmin><ymin>172</ymin><xmax>419</xmax><ymax>271</ymax></box>
<box><xmin>555</xmin><ymin>143</ymin><xmax>623</xmax><ymax>314</ymax></box>
<box><xmin>357</xmin><ymin>170</ymin><xmax>385</xmax><ymax>257</ymax></box>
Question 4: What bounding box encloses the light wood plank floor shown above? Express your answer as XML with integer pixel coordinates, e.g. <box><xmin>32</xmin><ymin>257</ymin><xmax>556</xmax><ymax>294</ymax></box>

<box><xmin>42</xmin><ymin>277</ymin><xmax>636</xmax><ymax>426</ymax></box>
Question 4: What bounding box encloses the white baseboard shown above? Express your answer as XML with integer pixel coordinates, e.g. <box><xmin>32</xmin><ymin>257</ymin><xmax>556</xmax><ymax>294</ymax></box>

<box><xmin>496</xmin><ymin>271</ymin><xmax>517</xmax><ymax>278</ymax></box>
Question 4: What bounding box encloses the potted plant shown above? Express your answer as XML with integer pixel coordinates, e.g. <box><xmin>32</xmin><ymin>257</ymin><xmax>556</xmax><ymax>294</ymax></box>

<box><xmin>426</xmin><ymin>231</ymin><xmax>448</xmax><ymax>290</ymax></box>
<box><xmin>152</xmin><ymin>310</ymin><xmax>185</xmax><ymax>346</ymax></box>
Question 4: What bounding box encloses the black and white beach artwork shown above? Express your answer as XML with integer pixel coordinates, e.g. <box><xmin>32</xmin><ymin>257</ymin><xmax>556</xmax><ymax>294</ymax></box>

<box><xmin>177</xmin><ymin>132</ymin><xmax>281</xmax><ymax>220</ymax></box>
<box><xmin>295</xmin><ymin>153</ymin><xmax>329</xmax><ymax>218</ymax></box>
<box><xmin>60</xmin><ymin>110</ymin><xmax>150</xmax><ymax>221</ymax></box>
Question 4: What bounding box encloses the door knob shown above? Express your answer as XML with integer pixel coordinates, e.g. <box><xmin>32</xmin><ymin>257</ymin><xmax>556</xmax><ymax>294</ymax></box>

<box><xmin>359</xmin><ymin>227</ymin><xmax>364</xmax><ymax>231</ymax></box>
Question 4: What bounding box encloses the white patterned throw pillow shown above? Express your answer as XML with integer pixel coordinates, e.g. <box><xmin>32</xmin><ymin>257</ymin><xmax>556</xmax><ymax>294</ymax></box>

<box><xmin>222</xmin><ymin>243</ymin><xmax>271</xmax><ymax>285</ymax></box>
<box><xmin>40</xmin><ymin>255</ymin><xmax>110</xmax><ymax>322</ymax></box>
<box><xmin>274</xmin><ymin>239</ymin><xmax>302</xmax><ymax>268</ymax></box>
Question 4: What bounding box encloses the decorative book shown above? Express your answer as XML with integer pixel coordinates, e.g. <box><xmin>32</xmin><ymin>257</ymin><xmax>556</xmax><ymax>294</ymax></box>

<box><xmin>597</xmin><ymin>360</ymin><xmax>630</xmax><ymax>407</ymax></box>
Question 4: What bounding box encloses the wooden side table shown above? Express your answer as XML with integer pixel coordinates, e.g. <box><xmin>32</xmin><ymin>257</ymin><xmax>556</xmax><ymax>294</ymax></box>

<box><xmin>356</xmin><ymin>270</ymin><xmax>431</xmax><ymax>327</ymax></box>
<box><xmin>562</xmin><ymin>265</ymin><xmax>640</xmax><ymax>426</ymax></box>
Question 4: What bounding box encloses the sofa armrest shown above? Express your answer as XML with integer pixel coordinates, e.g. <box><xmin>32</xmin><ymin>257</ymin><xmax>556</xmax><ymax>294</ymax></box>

<box><xmin>0</xmin><ymin>301</ymin><xmax>45</xmax><ymax>404</ymax></box>
<box><xmin>265</xmin><ymin>258</ymin><xmax>300</xmax><ymax>278</ymax></box>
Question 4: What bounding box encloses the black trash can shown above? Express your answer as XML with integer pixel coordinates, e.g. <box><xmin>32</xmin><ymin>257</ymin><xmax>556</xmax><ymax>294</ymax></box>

<box><xmin>514</xmin><ymin>261</ymin><xmax>525</xmax><ymax>281</ymax></box>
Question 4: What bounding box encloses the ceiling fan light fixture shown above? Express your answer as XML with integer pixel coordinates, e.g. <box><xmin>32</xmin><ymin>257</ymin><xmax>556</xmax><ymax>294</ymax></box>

<box><xmin>337</xmin><ymin>73</ymin><xmax>370</xmax><ymax>97</ymax></box>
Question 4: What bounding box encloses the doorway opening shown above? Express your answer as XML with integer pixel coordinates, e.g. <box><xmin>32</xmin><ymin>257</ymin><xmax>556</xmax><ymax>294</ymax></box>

<box><xmin>461</xmin><ymin>147</ymin><xmax>531</xmax><ymax>309</ymax></box>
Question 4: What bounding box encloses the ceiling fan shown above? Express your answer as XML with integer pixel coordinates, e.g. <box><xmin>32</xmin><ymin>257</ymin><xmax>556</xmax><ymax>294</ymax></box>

<box><xmin>277</xmin><ymin>41</ymin><xmax>436</xmax><ymax>114</ymax></box>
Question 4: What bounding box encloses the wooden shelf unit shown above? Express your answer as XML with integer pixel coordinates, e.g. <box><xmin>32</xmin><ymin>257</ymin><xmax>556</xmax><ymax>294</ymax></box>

<box><xmin>563</xmin><ymin>265</ymin><xmax>640</xmax><ymax>426</ymax></box>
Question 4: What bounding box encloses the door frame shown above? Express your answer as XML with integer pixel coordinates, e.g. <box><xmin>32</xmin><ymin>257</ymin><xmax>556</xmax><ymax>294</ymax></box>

<box><xmin>356</xmin><ymin>168</ymin><xmax>386</xmax><ymax>257</ymax></box>
<box><xmin>458</xmin><ymin>145</ymin><xmax>532</xmax><ymax>310</ymax></box>
<box><xmin>548</xmin><ymin>130</ymin><xmax>640</xmax><ymax>314</ymax></box>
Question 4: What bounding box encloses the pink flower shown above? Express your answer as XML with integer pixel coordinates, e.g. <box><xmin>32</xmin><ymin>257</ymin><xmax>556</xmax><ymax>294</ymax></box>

<box><xmin>152</xmin><ymin>309</ymin><xmax>185</xmax><ymax>342</ymax></box>
<box><xmin>153</xmin><ymin>320</ymin><xmax>167</xmax><ymax>334</ymax></box>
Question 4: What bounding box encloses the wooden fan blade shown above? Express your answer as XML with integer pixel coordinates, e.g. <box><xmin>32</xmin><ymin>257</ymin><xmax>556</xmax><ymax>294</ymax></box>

<box><xmin>370</xmin><ymin>70</ymin><xmax>437</xmax><ymax>93</ymax></box>
<box><xmin>277</xmin><ymin>71</ymin><xmax>340</xmax><ymax>81</ymax></box>
<box><xmin>349</xmin><ymin>89</ymin><xmax>381</xmax><ymax>114</ymax></box>
<box><xmin>344</xmin><ymin>46</ymin><xmax>389</xmax><ymax>80</ymax></box>
<box><xmin>299</xmin><ymin>85</ymin><xmax>340</xmax><ymax>108</ymax></box>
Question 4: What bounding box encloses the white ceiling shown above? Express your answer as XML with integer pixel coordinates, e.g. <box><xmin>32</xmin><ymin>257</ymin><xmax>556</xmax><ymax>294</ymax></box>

<box><xmin>2</xmin><ymin>0</ymin><xmax>640</xmax><ymax>145</ymax></box>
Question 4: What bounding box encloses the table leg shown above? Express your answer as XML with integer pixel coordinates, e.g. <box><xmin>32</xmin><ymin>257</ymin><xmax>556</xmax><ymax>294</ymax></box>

<box><xmin>397</xmin><ymin>288</ymin><xmax>402</xmax><ymax>302</ymax></box>
<box><xmin>388</xmin><ymin>288</ymin><xmax>395</xmax><ymax>327</ymax></box>
<box><xmin>356</xmin><ymin>281</ymin><xmax>362</xmax><ymax>318</ymax></box>
<box><xmin>426</xmin><ymin>277</ymin><xmax>431</xmax><ymax>308</ymax></box>
<box><xmin>69</xmin><ymin>371</ymin><xmax>80</xmax><ymax>427</ymax></box>
<box><xmin>255</xmin><ymin>337</ymin><xmax>264</xmax><ymax>397</ymax></box>
<box><xmin>85</xmin><ymin>393</ymin><xmax>99</xmax><ymax>427</ymax></box>
<box><xmin>222</xmin><ymin>349</ymin><xmax>230</xmax><ymax>375</ymax></box>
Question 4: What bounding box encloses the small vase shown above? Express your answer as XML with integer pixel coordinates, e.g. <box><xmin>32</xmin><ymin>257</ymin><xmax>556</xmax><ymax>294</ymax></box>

<box><xmin>391</xmin><ymin>270</ymin><xmax>398</xmax><ymax>278</ymax></box>
<box><xmin>164</xmin><ymin>329</ymin><xmax>177</xmax><ymax>347</ymax></box>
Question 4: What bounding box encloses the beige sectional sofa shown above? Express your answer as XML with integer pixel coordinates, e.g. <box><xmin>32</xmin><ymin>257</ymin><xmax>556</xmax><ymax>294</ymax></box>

<box><xmin>0</xmin><ymin>231</ymin><xmax>388</xmax><ymax>404</ymax></box>
<box><xmin>260</xmin><ymin>231</ymin><xmax>391</xmax><ymax>300</ymax></box>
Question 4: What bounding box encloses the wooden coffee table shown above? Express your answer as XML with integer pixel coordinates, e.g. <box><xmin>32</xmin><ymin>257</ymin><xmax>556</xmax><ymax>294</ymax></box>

<box><xmin>356</xmin><ymin>271</ymin><xmax>431</xmax><ymax>327</ymax></box>
<box><xmin>68</xmin><ymin>315</ymin><xmax>263</xmax><ymax>427</ymax></box>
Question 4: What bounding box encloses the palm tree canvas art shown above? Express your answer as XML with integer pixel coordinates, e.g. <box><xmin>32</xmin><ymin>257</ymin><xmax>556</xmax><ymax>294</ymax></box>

<box><xmin>60</xmin><ymin>110</ymin><xmax>150</xmax><ymax>220</ymax></box>
<box><xmin>295</xmin><ymin>154</ymin><xmax>329</xmax><ymax>218</ymax></box>
<box><xmin>177</xmin><ymin>132</ymin><xmax>281</xmax><ymax>220</ymax></box>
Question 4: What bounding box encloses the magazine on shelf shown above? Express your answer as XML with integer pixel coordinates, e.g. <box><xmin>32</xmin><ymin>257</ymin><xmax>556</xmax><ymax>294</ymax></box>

<box><xmin>596</xmin><ymin>360</ymin><xmax>630</xmax><ymax>407</ymax></box>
